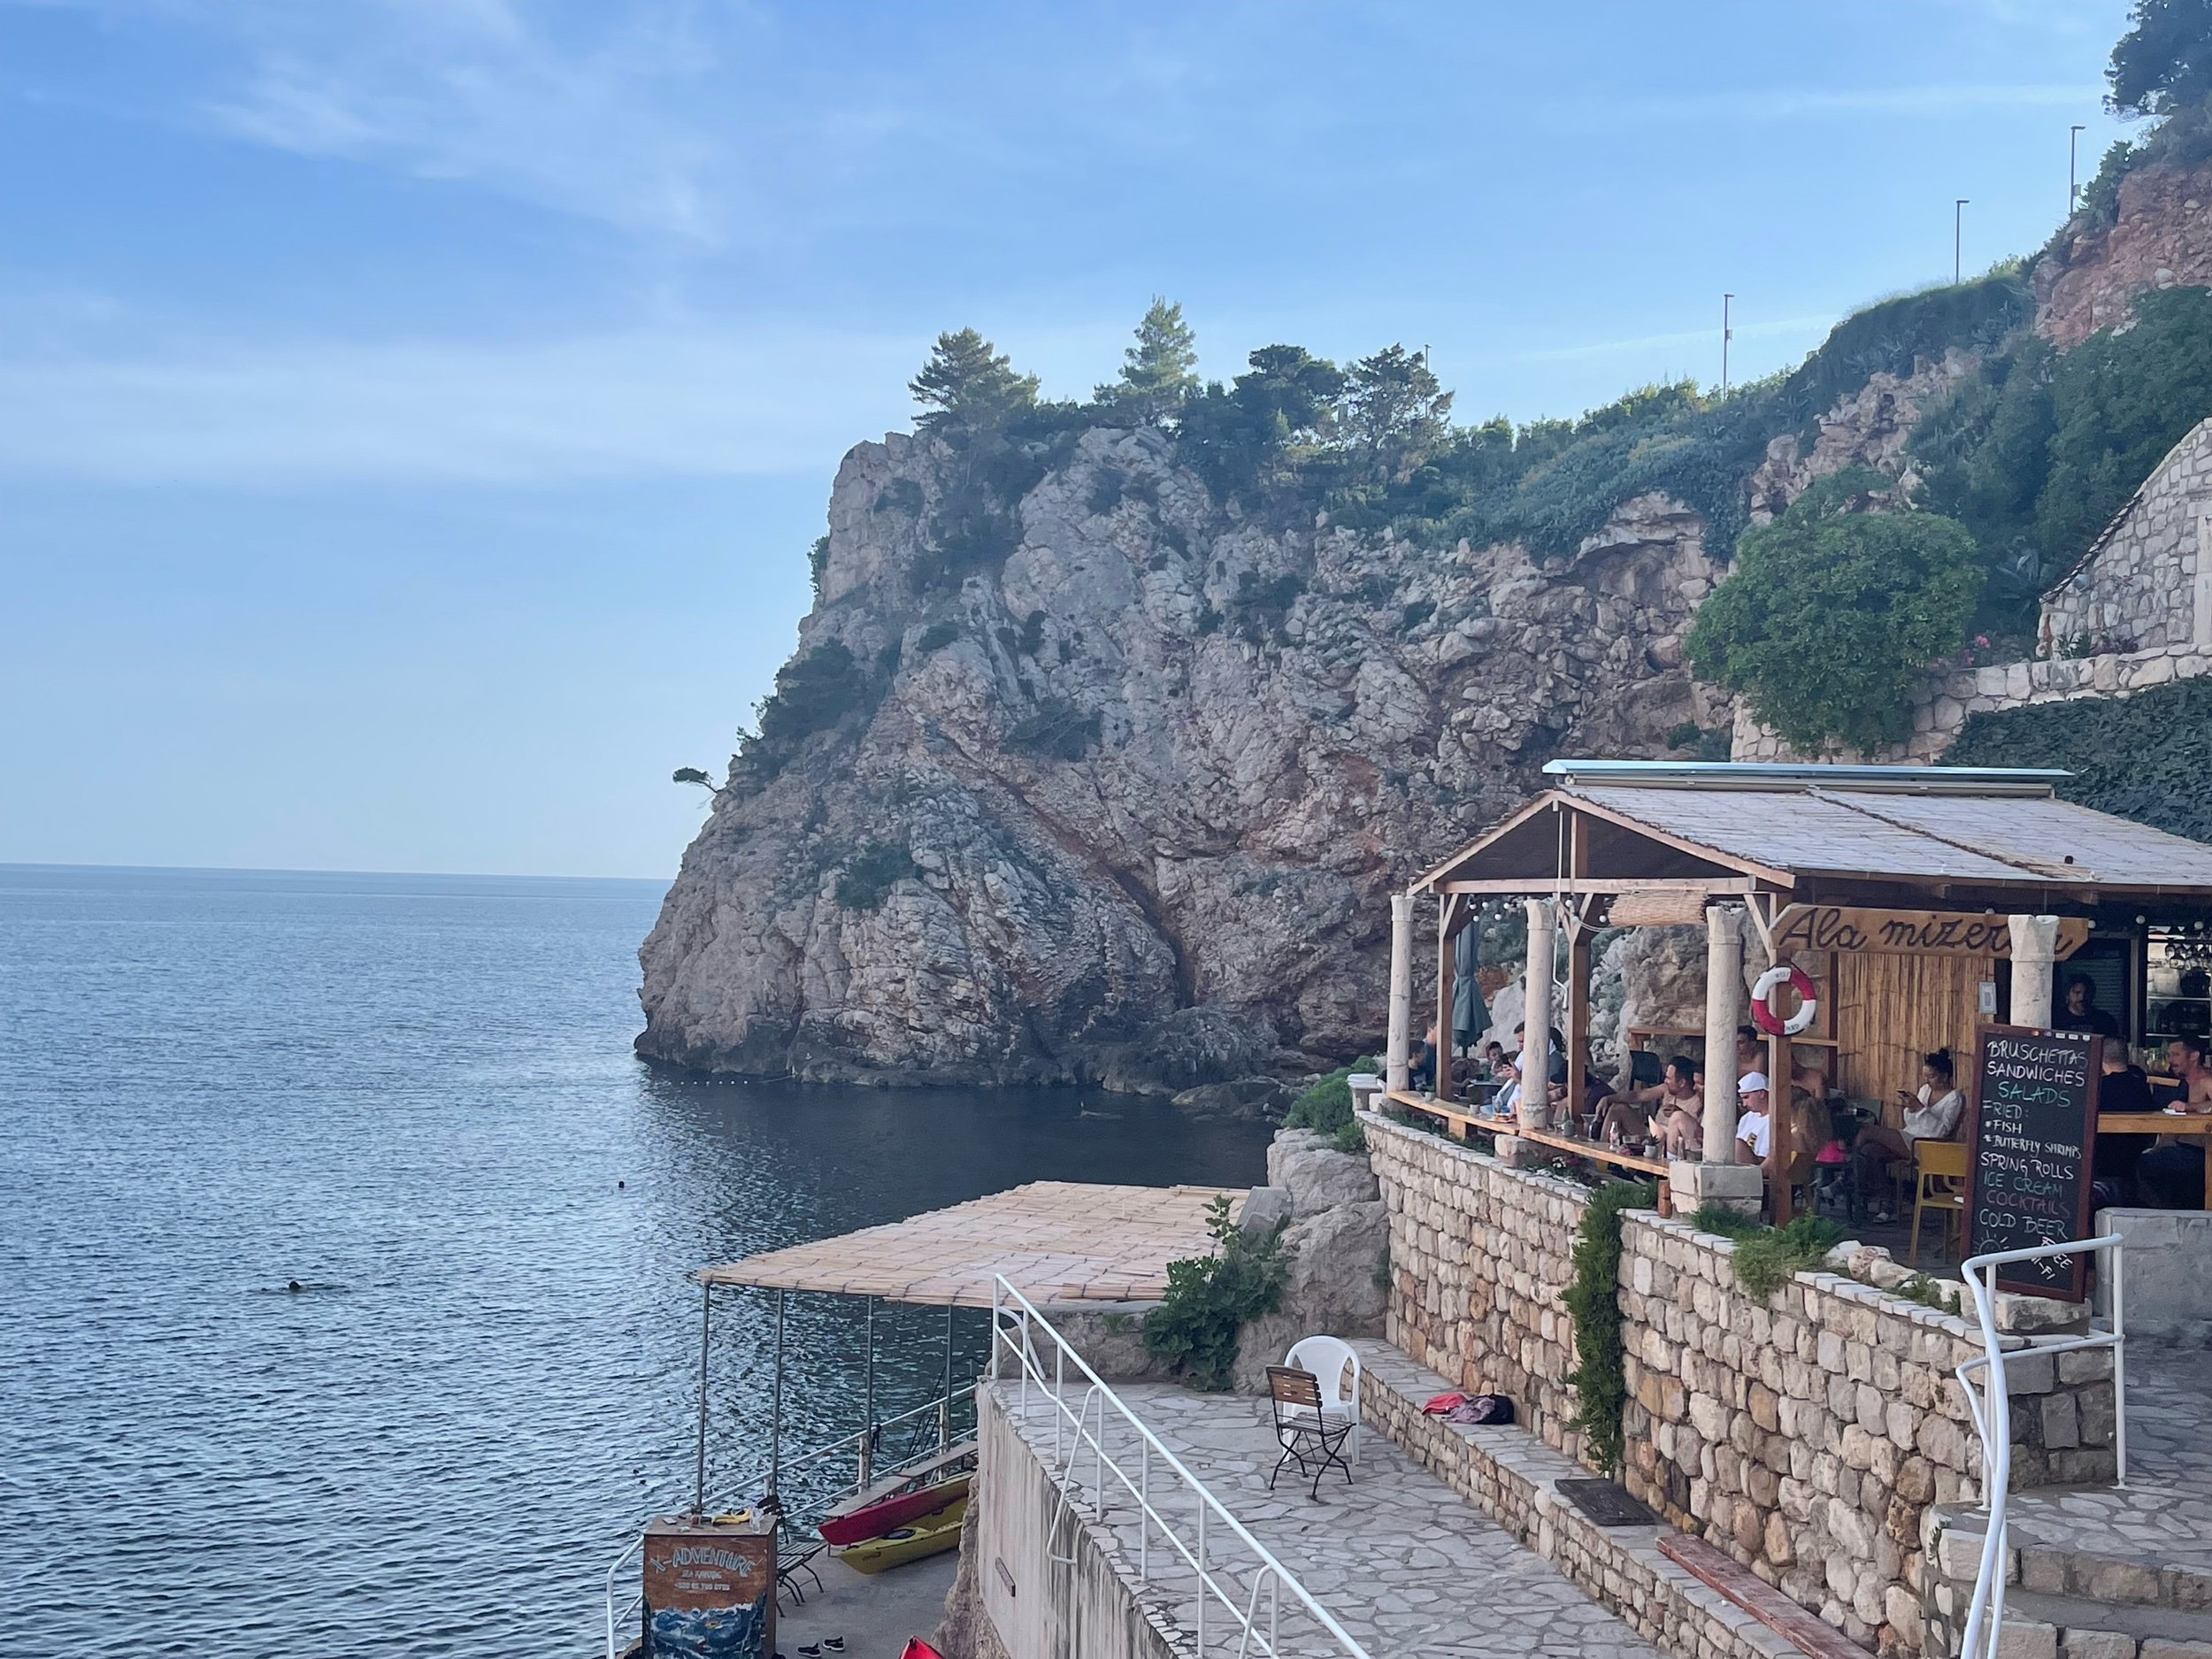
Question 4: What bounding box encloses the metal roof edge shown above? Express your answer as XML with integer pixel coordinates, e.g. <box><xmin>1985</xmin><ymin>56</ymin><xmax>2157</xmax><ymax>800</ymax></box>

<box><xmin>1542</xmin><ymin>759</ymin><xmax>2068</xmax><ymax>796</ymax></box>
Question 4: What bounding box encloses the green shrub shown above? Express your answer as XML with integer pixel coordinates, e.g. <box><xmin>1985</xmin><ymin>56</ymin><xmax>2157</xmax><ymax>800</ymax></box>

<box><xmin>833</xmin><ymin>841</ymin><xmax>918</xmax><ymax>911</ymax></box>
<box><xmin>1946</xmin><ymin>674</ymin><xmax>2212</xmax><ymax>843</ymax></box>
<box><xmin>1285</xmin><ymin>1058</ymin><xmax>1383</xmax><ymax>1149</ymax></box>
<box><xmin>1687</xmin><ymin>474</ymin><xmax>1984</xmax><ymax>753</ymax></box>
<box><xmin>749</xmin><ymin>641</ymin><xmax>872</xmax><ymax>770</ymax></box>
<box><xmin>807</xmin><ymin>534</ymin><xmax>831</xmax><ymax>598</ymax></box>
<box><xmin>876</xmin><ymin>477</ymin><xmax>925</xmax><ymax>515</ymax></box>
<box><xmin>1143</xmin><ymin>1195</ymin><xmax>1288</xmax><ymax>1391</ymax></box>
<box><xmin>1690</xmin><ymin>1201</ymin><xmax>1764</xmax><ymax>1239</ymax></box>
<box><xmin>1562</xmin><ymin>1180</ymin><xmax>1658</xmax><ymax>1475</ymax></box>
<box><xmin>916</xmin><ymin>620</ymin><xmax>959</xmax><ymax>653</ymax></box>
<box><xmin>1911</xmin><ymin>288</ymin><xmax>2212</xmax><ymax>588</ymax></box>
<box><xmin>1002</xmin><ymin>695</ymin><xmax>1100</xmax><ymax>760</ymax></box>
<box><xmin>1731</xmin><ymin>1214</ymin><xmax>1845</xmax><ymax>1300</ymax></box>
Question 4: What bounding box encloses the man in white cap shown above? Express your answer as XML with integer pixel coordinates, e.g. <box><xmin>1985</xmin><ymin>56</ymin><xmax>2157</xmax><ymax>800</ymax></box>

<box><xmin>1733</xmin><ymin>1072</ymin><xmax>1772</xmax><ymax>1164</ymax></box>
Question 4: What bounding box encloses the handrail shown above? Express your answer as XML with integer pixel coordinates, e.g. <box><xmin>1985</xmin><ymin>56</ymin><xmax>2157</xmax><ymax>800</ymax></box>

<box><xmin>1954</xmin><ymin>1234</ymin><xmax>2126</xmax><ymax>1659</ymax></box>
<box><xmin>992</xmin><ymin>1274</ymin><xmax>1374</xmax><ymax>1659</ymax></box>
<box><xmin>601</xmin><ymin>1381</ymin><xmax>978</xmax><ymax>1659</ymax></box>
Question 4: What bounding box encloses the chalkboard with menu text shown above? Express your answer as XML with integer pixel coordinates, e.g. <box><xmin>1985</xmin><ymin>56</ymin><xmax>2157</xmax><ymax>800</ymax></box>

<box><xmin>1965</xmin><ymin>1025</ymin><xmax>2101</xmax><ymax>1301</ymax></box>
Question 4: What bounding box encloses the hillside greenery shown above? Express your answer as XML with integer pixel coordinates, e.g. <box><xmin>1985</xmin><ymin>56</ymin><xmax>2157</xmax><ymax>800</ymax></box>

<box><xmin>843</xmin><ymin>7</ymin><xmax>2212</xmax><ymax>754</ymax></box>
<box><xmin>1945</xmin><ymin>675</ymin><xmax>2212</xmax><ymax>843</ymax></box>
<box><xmin>1688</xmin><ymin>471</ymin><xmax>1986</xmax><ymax>754</ymax></box>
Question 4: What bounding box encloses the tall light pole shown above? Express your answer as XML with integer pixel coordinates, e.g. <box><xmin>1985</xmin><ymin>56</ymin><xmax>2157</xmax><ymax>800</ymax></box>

<box><xmin>1721</xmin><ymin>293</ymin><xmax>1733</xmax><ymax>392</ymax></box>
<box><xmin>2070</xmin><ymin>124</ymin><xmax>2087</xmax><ymax>213</ymax></box>
<box><xmin>1955</xmin><ymin>198</ymin><xmax>1969</xmax><ymax>284</ymax></box>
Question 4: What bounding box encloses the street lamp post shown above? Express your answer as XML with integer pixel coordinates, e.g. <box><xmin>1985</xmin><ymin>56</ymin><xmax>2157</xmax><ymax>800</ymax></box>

<box><xmin>1722</xmin><ymin>293</ymin><xmax>1733</xmax><ymax>392</ymax></box>
<box><xmin>2070</xmin><ymin>124</ymin><xmax>2087</xmax><ymax>214</ymax></box>
<box><xmin>1955</xmin><ymin>198</ymin><xmax>1970</xmax><ymax>284</ymax></box>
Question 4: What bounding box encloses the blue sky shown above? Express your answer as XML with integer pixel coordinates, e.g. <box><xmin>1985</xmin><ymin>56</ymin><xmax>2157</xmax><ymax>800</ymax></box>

<box><xmin>0</xmin><ymin>0</ymin><xmax>2136</xmax><ymax>877</ymax></box>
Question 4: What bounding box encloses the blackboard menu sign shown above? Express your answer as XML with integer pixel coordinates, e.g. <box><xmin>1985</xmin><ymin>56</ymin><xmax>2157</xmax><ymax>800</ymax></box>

<box><xmin>1965</xmin><ymin>1025</ymin><xmax>2101</xmax><ymax>1300</ymax></box>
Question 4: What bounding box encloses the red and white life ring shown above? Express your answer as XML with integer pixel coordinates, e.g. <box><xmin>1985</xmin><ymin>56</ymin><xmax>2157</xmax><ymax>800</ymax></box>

<box><xmin>1752</xmin><ymin>965</ymin><xmax>1818</xmax><ymax>1036</ymax></box>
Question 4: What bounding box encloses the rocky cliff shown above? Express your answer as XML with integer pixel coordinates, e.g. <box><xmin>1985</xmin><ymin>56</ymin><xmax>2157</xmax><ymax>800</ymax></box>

<box><xmin>638</xmin><ymin>426</ymin><xmax>1726</xmax><ymax>1088</ymax></box>
<box><xmin>639</xmin><ymin>157</ymin><xmax>2212</xmax><ymax>1092</ymax></box>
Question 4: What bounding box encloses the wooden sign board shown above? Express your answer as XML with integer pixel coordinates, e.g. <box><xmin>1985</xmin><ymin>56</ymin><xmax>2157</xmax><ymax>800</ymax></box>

<box><xmin>1771</xmin><ymin>905</ymin><xmax>2089</xmax><ymax>962</ymax></box>
<box><xmin>642</xmin><ymin>1513</ymin><xmax>775</xmax><ymax>1658</ymax></box>
<box><xmin>1963</xmin><ymin>1025</ymin><xmax>2101</xmax><ymax>1302</ymax></box>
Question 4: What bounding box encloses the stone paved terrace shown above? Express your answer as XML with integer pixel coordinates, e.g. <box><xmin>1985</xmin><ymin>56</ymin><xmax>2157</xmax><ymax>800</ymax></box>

<box><xmin>2006</xmin><ymin>1340</ymin><xmax>2212</xmax><ymax>1577</ymax></box>
<box><xmin>998</xmin><ymin>1377</ymin><xmax>1674</xmax><ymax>1659</ymax></box>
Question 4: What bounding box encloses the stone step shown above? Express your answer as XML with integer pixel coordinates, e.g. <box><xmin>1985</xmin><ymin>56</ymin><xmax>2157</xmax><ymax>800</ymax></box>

<box><xmin>2003</xmin><ymin>1587</ymin><xmax>2212</xmax><ymax>1655</ymax></box>
<box><xmin>1934</xmin><ymin>1507</ymin><xmax>2212</xmax><ymax>1615</ymax></box>
<box><xmin>1657</xmin><ymin>1534</ymin><xmax>1870</xmax><ymax>1659</ymax></box>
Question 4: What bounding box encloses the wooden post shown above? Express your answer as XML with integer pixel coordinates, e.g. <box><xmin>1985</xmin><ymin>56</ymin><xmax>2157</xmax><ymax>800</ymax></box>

<box><xmin>1386</xmin><ymin>892</ymin><xmax>1415</xmax><ymax>1094</ymax></box>
<box><xmin>1564</xmin><ymin>812</ymin><xmax>1591</xmax><ymax>1125</ymax></box>
<box><xmin>1566</xmin><ymin>927</ymin><xmax>1591</xmax><ymax>1133</ymax></box>
<box><xmin>1765</xmin><ymin>1030</ymin><xmax>1791</xmax><ymax>1223</ymax></box>
<box><xmin>1435</xmin><ymin>895</ymin><xmax>1456</xmax><ymax>1103</ymax></box>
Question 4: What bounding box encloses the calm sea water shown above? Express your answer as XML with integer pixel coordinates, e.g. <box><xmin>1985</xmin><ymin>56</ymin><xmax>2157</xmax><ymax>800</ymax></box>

<box><xmin>0</xmin><ymin>865</ymin><xmax>1269</xmax><ymax>1656</ymax></box>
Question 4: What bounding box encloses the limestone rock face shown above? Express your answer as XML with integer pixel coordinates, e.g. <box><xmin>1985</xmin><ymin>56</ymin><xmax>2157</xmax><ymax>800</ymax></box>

<box><xmin>1233</xmin><ymin>1198</ymin><xmax>1390</xmax><ymax>1393</ymax></box>
<box><xmin>1169</xmin><ymin>1075</ymin><xmax>1294</xmax><ymax>1119</ymax></box>
<box><xmin>2037</xmin><ymin>161</ymin><xmax>2212</xmax><ymax>348</ymax></box>
<box><xmin>1268</xmin><ymin>1132</ymin><xmax>1381</xmax><ymax>1217</ymax></box>
<box><xmin>639</xmin><ymin>424</ymin><xmax>1724</xmax><ymax>1087</ymax></box>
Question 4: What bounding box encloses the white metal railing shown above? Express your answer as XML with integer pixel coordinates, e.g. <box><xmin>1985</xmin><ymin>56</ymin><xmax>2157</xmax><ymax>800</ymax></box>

<box><xmin>1954</xmin><ymin>1234</ymin><xmax>2127</xmax><ymax>1659</ymax></box>
<box><xmin>601</xmin><ymin>1382</ymin><xmax>978</xmax><ymax>1659</ymax></box>
<box><xmin>990</xmin><ymin>1274</ymin><xmax>1373</xmax><ymax>1659</ymax></box>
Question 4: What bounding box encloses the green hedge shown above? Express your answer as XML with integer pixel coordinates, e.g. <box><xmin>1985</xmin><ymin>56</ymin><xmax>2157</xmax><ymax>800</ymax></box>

<box><xmin>1944</xmin><ymin>675</ymin><xmax>2212</xmax><ymax>843</ymax></box>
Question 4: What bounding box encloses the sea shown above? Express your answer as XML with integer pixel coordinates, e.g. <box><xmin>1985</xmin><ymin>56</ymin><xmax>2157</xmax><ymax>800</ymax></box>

<box><xmin>0</xmin><ymin>864</ymin><xmax>1271</xmax><ymax>1656</ymax></box>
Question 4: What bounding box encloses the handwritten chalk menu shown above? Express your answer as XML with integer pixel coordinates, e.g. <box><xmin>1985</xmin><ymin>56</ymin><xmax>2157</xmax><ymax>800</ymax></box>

<box><xmin>1966</xmin><ymin>1025</ymin><xmax>2101</xmax><ymax>1300</ymax></box>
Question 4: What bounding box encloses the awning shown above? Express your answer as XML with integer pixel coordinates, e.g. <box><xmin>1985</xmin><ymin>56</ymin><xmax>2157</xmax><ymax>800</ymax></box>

<box><xmin>695</xmin><ymin>1180</ymin><xmax>1245</xmax><ymax>1310</ymax></box>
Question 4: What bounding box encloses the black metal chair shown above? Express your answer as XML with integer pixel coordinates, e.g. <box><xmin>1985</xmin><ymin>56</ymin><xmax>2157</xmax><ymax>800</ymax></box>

<box><xmin>776</xmin><ymin>1534</ymin><xmax>826</xmax><ymax>1607</ymax></box>
<box><xmin>1266</xmin><ymin>1365</ymin><xmax>1354</xmax><ymax>1502</ymax></box>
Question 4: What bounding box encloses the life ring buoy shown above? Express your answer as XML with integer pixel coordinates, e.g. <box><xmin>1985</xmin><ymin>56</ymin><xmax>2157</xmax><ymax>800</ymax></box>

<box><xmin>1752</xmin><ymin>965</ymin><xmax>1818</xmax><ymax>1036</ymax></box>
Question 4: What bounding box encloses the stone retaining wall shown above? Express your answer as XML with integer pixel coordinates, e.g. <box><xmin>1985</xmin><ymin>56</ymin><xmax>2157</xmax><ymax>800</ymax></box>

<box><xmin>1363</xmin><ymin>1114</ymin><xmax>2119</xmax><ymax>1658</ymax></box>
<box><xmin>1367</xmin><ymin>1112</ymin><xmax>1593</xmax><ymax>1461</ymax></box>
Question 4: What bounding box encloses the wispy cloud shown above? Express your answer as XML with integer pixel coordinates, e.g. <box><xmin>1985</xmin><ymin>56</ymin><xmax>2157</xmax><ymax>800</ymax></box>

<box><xmin>196</xmin><ymin>1</ymin><xmax>735</xmax><ymax>242</ymax></box>
<box><xmin>0</xmin><ymin>325</ymin><xmax>925</xmax><ymax>484</ymax></box>
<box><xmin>1602</xmin><ymin>81</ymin><xmax>2103</xmax><ymax>125</ymax></box>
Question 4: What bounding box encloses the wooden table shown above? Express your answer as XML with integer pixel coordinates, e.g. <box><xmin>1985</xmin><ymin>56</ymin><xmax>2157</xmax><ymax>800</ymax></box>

<box><xmin>2095</xmin><ymin>1112</ymin><xmax>2212</xmax><ymax>1210</ymax></box>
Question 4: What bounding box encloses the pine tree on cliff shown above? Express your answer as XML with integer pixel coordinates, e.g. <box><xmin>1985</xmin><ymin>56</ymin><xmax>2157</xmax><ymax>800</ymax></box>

<box><xmin>910</xmin><ymin>328</ymin><xmax>1040</xmax><ymax>433</ymax></box>
<box><xmin>1341</xmin><ymin>344</ymin><xmax>1453</xmax><ymax>487</ymax></box>
<box><xmin>1097</xmin><ymin>297</ymin><xmax>1199</xmax><ymax>425</ymax></box>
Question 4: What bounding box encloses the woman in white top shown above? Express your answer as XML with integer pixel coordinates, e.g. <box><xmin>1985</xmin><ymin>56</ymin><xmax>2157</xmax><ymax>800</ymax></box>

<box><xmin>1855</xmin><ymin>1048</ymin><xmax>1966</xmax><ymax>1216</ymax></box>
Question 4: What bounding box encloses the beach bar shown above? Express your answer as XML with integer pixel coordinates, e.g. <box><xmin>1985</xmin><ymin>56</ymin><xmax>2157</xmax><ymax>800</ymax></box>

<box><xmin>1382</xmin><ymin>762</ymin><xmax>2212</xmax><ymax>1228</ymax></box>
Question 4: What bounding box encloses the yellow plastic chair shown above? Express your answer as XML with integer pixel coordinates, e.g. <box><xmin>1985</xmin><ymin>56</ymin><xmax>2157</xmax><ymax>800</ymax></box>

<box><xmin>1909</xmin><ymin>1140</ymin><xmax>1970</xmax><ymax>1265</ymax></box>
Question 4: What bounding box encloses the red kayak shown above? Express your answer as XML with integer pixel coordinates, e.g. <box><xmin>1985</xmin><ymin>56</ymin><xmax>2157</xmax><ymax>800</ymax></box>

<box><xmin>902</xmin><ymin>1642</ymin><xmax>945</xmax><ymax>1659</ymax></box>
<box><xmin>818</xmin><ymin>1442</ymin><xmax>976</xmax><ymax>1547</ymax></box>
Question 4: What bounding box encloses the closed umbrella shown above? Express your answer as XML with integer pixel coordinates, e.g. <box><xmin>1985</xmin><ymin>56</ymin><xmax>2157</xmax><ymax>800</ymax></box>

<box><xmin>1453</xmin><ymin>926</ymin><xmax>1487</xmax><ymax>1054</ymax></box>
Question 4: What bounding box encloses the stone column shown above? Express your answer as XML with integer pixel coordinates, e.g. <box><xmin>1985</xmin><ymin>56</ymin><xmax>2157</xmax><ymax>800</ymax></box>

<box><xmin>1520</xmin><ymin>898</ymin><xmax>1555</xmax><ymax>1130</ymax></box>
<box><xmin>1386</xmin><ymin>891</ymin><xmax>1415</xmax><ymax>1094</ymax></box>
<box><xmin>1701</xmin><ymin>904</ymin><xmax>1746</xmax><ymax>1161</ymax></box>
<box><xmin>2008</xmin><ymin>915</ymin><xmax>2060</xmax><ymax>1027</ymax></box>
<box><xmin>1676</xmin><ymin>903</ymin><xmax>1765</xmax><ymax>1215</ymax></box>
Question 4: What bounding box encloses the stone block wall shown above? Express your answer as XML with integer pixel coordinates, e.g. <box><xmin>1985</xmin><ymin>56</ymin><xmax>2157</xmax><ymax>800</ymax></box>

<box><xmin>1366</xmin><ymin>1113</ymin><xmax>1593</xmax><ymax>1462</ymax></box>
<box><xmin>1363</xmin><ymin>1114</ymin><xmax>2120</xmax><ymax>1658</ymax></box>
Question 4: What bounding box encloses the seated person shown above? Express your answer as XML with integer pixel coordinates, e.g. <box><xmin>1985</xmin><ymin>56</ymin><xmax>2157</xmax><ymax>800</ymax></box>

<box><xmin>1854</xmin><ymin>1048</ymin><xmax>1965</xmax><ymax>1220</ymax></box>
<box><xmin>2092</xmin><ymin>1048</ymin><xmax>2155</xmax><ymax>1207</ymax></box>
<box><xmin>1409</xmin><ymin>1020</ymin><xmax>1440</xmax><ymax>1093</ymax></box>
<box><xmin>1734</xmin><ymin>1072</ymin><xmax>1772</xmax><ymax>1164</ymax></box>
<box><xmin>2139</xmin><ymin>1035</ymin><xmax>2212</xmax><ymax>1209</ymax></box>
<box><xmin>1597</xmin><ymin>1055</ymin><xmax>1699</xmax><ymax>1150</ymax></box>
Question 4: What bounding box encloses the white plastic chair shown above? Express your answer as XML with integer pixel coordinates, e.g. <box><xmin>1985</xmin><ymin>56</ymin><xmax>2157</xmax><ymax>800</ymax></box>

<box><xmin>1284</xmin><ymin>1335</ymin><xmax>1362</xmax><ymax>1466</ymax></box>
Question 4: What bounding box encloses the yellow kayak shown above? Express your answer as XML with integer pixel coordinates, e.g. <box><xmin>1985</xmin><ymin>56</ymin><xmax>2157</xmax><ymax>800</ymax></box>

<box><xmin>833</xmin><ymin>1495</ymin><xmax>968</xmax><ymax>1574</ymax></box>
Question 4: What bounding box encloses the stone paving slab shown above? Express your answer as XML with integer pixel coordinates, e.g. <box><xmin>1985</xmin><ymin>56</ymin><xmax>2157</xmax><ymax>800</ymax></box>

<box><xmin>1999</xmin><ymin>1341</ymin><xmax>2212</xmax><ymax>1580</ymax></box>
<box><xmin>998</xmin><ymin>1378</ymin><xmax>1672</xmax><ymax>1659</ymax></box>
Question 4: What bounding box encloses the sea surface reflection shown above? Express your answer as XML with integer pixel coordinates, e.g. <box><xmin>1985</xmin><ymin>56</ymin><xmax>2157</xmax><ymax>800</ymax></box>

<box><xmin>0</xmin><ymin>865</ymin><xmax>1268</xmax><ymax>1655</ymax></box>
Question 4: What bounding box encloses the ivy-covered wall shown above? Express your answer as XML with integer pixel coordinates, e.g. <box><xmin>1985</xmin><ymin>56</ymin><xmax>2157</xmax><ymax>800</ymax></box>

<box><xmin>1945</xmin><ymin>674</ymin><xmax>2212</xmax><ymax>843</ymax></box>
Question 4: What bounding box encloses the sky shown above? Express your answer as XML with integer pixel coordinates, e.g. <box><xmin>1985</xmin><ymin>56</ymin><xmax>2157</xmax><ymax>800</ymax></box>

<box><xmin>0</xmin><ymin>0</ymin><xmax>2139</xmax><ymax>878</ymax></box>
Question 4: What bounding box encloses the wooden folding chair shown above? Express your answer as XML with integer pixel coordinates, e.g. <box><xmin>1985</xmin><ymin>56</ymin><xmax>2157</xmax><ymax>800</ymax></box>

<box><xmin>1910</xmin><ymin>1140</ymin><xmax>1970</xmax><ymax>1265</ymax></box>
<box><xmin>1267</xmin><ymin>1366</ymin><xmax>1354</xmax><ymax>1502</ymax></box>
